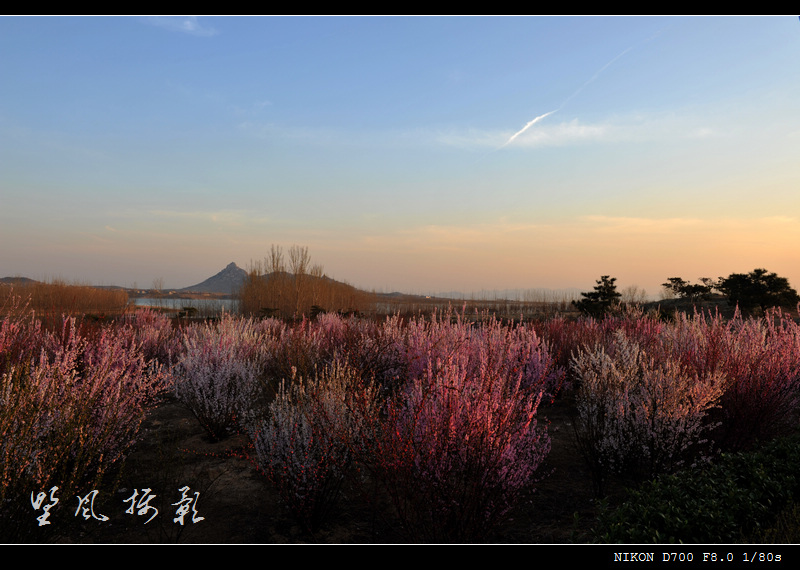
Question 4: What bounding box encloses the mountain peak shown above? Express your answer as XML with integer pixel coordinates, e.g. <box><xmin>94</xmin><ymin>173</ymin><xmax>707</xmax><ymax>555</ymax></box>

<box><xmin>179</xmin><ymin>263</ymin><xmax>248</xmax><ymax>295</ymax></box>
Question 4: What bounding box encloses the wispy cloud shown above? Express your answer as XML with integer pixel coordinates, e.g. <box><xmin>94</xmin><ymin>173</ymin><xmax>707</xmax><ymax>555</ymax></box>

<box><xmin>143</xmin><ymin>16</ymin><xmax>218</xmax><ymax>37</ymax></box>
<box><xmin>506</xmin><ymin>118</ymin><xmax>612</xmax><ymax>147</ymax></box>
<box><xmin>148</xmin><ymin>209</ymin><xmax>267</xmax><ymax>226</ymax></box>
<box><xmin>437</xmin><ymin>112</ymin><xmax>721</xmax><ymax>150</ymax></box>
<box><xmin>580</xmin><ymin>214</ymin><xmax>800</xmax><ymax>232</ymax></box>
<box><xmin>436</xmin><ymin>117</ymin><xmax>617</xmax><ymax>149</ymax></box>
<box><xmin>579</xmin><ymin>215</ymin><xmax>705</xmax><ymax>234</ymax></box>
<box><xmin>237</xmin><ymin>109</ymin><xmax>720</xmax><ymax>153</ymax></box>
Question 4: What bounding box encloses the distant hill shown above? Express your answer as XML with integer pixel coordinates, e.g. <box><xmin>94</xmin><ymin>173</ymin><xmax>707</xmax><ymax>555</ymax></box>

<box><xmin>178</xmin><ymin>262</ymin><xmax>248</xmax><ymax>295</ymax></box>
<box><xmin>0</xmin><ymin>276</ymin><xmax>39</xmax><ymax>286</ymax></box>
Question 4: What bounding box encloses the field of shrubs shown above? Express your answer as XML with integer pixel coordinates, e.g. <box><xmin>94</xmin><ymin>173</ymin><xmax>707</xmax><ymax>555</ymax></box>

<box><xmin>3</xmin><ymin>291</ymin><xmax>800</xmax><ymax>543</ymax></box>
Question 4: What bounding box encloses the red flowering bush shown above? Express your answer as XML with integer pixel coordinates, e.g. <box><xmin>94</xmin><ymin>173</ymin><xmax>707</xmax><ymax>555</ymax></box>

<box><xmin>365</xmin><ymin>314</ymin><xmax>555</xmax><ymax>542</ymax></box>
<box><xmin>717</xmin><ymin>310</ymin><xmax>800</xmax><ymax>450</ymax></box>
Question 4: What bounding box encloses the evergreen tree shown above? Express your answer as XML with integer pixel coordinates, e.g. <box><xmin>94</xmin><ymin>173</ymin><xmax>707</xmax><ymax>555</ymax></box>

<box><xmin>662</xmin><ymin>277</ymin><xmax>713</xmax><ymax>302</ymax></box>
<box><xmin>573</xmin><ymin>275</ymin><xmax>622</xmax><ymax>317</ymax></box>
<box><xmin>716</xmin><ymin>268</ymin><xmax>800</xmax><ymax>314</ymax></box>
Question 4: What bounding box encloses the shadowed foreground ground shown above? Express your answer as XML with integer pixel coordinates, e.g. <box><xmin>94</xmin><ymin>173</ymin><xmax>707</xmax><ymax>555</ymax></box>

<box><xmin>36</xmin><ymin>393</ymin><xmax>608</xmax><ymax>544</ymax></box>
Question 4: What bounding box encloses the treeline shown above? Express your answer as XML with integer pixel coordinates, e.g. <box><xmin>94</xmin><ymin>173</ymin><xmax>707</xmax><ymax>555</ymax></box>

<box><xmin>574</xmin><ymin>269</ymin><xmax>800</xmax><ymax>318</ymax></box>
<box><xmin>237</xmin><ymin>245</ymin><xmax>376</xmax><ymax>319</ymax></box>
<box><xmin>662</xmin><ymin>268</ymin><xmax>800</xmax><ymax>315</ymax></box>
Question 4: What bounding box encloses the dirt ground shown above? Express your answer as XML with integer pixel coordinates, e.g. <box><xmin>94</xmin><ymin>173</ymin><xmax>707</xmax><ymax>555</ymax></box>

<box><xmin>43</xmin><ymin>393</ymin><xmax>614</xmax><ymax>544</ymax></box>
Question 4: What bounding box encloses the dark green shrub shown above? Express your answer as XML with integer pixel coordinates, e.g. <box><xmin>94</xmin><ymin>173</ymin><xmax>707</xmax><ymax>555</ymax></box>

<box><xmin>596</xmin><ymin>434</ymin><xmax>800</xmax><ymax>543</ymax></box>
<box><xmin>749</xmin><ymin>500</ymin><xmax>800</xmax><ymax>543</ymax></box>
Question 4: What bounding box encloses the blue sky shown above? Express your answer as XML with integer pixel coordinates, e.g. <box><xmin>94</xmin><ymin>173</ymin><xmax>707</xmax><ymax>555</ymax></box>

<box><xmin>2</xmin><ymin>16</ymin><xmax>799</xmax><ymax>298</ymax></box>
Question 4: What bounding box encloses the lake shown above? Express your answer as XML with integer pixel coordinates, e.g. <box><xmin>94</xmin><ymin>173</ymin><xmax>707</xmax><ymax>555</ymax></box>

<box><xmin>132</xmin><ymin>297</ymin><xmax>238</xmax><ymax>315</ymax></box>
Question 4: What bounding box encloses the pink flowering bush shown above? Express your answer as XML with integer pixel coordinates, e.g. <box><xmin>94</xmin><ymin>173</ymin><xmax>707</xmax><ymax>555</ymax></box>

<box><xmin>258</xmin><ymin>317</ymin><xmax>326</xmax><ymax>389</ymax></box>
<box><xmin>397</xmin><ymin>308</ymin><xmax>473</xmax><ymax>383</ymax></box>
<box><xmin>534</xmin><ymin>315</ymin><xmax>606</xmax><ymax>374</ymax></box>
<box><xmin>473</xmin><ymin>315</ymin><xmax>564</xmax><ymax>400</ymax></box>
<box><xmin>1</xmin><ymin>310</ymin><xmax>166</xmax><ymax>539</ymax></box>
<box><xmin>572</xmin><ymin>329</ymin><xmax>725</xmax><ymax>496</ymax></box>
<box><xmin>0</xmin><ymin>295</ymin><xmax>45</xmax><ymax>377</ymax></box>
<box><xmin>318</xmin><ymin>313</ymin><xmax>406</xmax><ymax>391</ymax></box>
<box><xmin>397</xmin><ymin>309</ymin><xmax>563</xmax><ymax>399</ymax></box>
<box><xmin>129</xmin><ymin>308</ymin><xmax>183</xmax><ymax>372</ymax></box>
<box><xmin>257</xmin><ymin>313</ymin><xmax>406</xmax><ymax>400</ymax></box>
<box><xmin>174</xmin><ymin>313</ymin><xmax>265</xmax><ymax>441</ymax></box>
<box><xmin>718</xmin><ymin>310</ymin><xmax>800</xmax><ymax>450</ymax></box>
<box><xmin>660</xmin><ymin>309</ymin><xmax>800</xmax><ymax>451</ymax></box>
<box><xmin>245</xmin><ymin>310</ymin><xmax>558</xmax><ymax>540</ymax></box>
<box><xmin>535</xmin><ymin>307</ymin><xmax>664</xmax><ymax>378</ymax></box>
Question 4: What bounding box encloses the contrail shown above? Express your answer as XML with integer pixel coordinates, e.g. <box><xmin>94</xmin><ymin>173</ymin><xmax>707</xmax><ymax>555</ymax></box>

<box><xmin>560</xmin><ymin>45</ymin><xmax>633</xmax><ymax>110</ymax></box>
<box><xmin>500</xmin><ymin>110</ymin><xmax>555</xmax><ymax>149</ymax></box>
<box><xmin>499</xmin><ymin>44</ymin><xmax>635</xmax><ymax>150</ymax></box>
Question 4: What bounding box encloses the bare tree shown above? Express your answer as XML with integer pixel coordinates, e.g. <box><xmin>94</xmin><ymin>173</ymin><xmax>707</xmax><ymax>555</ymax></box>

<box><xmin>267</xmin><ymin>244</ymin><xmax>288</xmax><ymax>315</ymax></box>
<box><xmin>620</xmin><ymin>285</ymin><xmax>648</xmax><ymax>306</ymax></box>
<box><xmin>309</xmin><ymin>263</ymin><xmax>325</xmax><ymax>309</ymax></box>
<box><xmin>238</xmin><ymin>244</ymin><xmax>375</xmax><ymax>318</ymax></box>
<box><xmin>268</xmin><ymin>244</ymin><xmax>286</xmax><ymax>274</ymax></box>
<box><xmin>288</xmin><ymin>245</ymin><xmax>311</xmax><ymax>318</ymax></box>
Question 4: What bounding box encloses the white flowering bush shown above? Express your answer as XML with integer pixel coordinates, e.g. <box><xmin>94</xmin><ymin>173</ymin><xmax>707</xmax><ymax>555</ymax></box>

<box><xmin>174</xmin><ymin>313</ymin><xmax>264</xmax><ymax>441</ymax></box>
<box><xmin>572</xmin><ymin>329</ymin><xmax>724</xmax><ymax>496</ymax></box>
<box><xmin>248</xmin><ymin>359</ymin><xmax>379</xmax><ymax>533</ymax></box>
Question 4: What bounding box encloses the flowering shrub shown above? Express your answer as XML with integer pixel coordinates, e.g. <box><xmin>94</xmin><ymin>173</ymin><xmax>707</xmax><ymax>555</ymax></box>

<box><xmin>248</xmin><ymin>360</ymin><xmax>379</xmax><ymax>533</ymax></box>
<box><xmin>129</xmin><ymin>308</ymin><xmax>183</xmax><ymax>372</ymax></box>
<box><xmin>321</xmin><ymin>314</ymin><xmax>406</xmax><ymax>392</ymax></box>
<box><xmin>247</xmin><ymin>310</ymin><xmax>559</xmax><ymax>540</ymax></box>
<box><xmin>258</xmin><ymin>317</ymin><xmax>325</xmax><ymax>389</ymax></box>
<box><xmin>174</xmin><ymin>313</ymin><xmax>264</xmax><ymax>441</ymax></box>
<box><xmin>715</xmin><ymin>310</ymin><xmax>800</xmax><ymax>450</ymax></box>
<box><xmin>473</xmin><ymin>315</ymin><xmax>564</xmax><ymax>400</ymax></box>
<box><xmin>366</xmin><ymin>322</ymin><xmax>554</xmax><ymax>542</ymax></box>
<box><xmin>571</xmin><ymin>329</ymin><xmax>724</xmax><ymax>496</ymax></box>
<box><xmin>0</xmin><ymin>295</ymin><xmax>44</xmax><ymax>377</ymax></box>
<box><xmin>398</xmin><ymin>308</ymin><xmax>473</xmax><ymax>383</ymax></box>
<box><xmin>1</xmin><ymin>311</ymin><xmax>166</xmax><ymax>539</ymax></box>
<box><xmin>661</xmin><ymin>309</ymin><xmax>800</xmax><ymax>451</ymax></box>
<box><xmin>257</xmin><ymin>313</ymin><xmax>406</xmax><ymax>401</ymax></box>
<box><xmin>534</xmin><ymin>315</ymin><xmax>606</xmax><ymax>374</ymax></box>
<box><xmin>535</xmin><ymin>307</ymin><xmax>664</xmax><ymax>380</ymax></box>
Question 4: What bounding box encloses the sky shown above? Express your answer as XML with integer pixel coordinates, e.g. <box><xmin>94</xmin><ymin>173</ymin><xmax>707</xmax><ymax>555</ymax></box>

<box><xmin>2</xmin><ymin>16</ymin><xmax>799</xmax><ymax>298</ymax></box>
